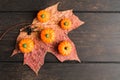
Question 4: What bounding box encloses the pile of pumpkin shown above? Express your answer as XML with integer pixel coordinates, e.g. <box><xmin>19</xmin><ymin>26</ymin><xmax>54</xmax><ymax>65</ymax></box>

<box><xmin>19</xmin><ymin>10</ymin><xmax>72</xmax><ymax>56</ymax></box>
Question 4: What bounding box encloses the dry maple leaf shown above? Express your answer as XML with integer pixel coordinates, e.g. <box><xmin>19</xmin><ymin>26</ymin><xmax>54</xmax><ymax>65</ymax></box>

<box><xmin>12</xmin><ymin>3</ymin><xmax>84</xmax><ymax>74</ymax></box>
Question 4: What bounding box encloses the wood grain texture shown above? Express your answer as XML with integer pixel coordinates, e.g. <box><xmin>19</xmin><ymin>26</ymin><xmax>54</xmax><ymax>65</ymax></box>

<box><xmin>1</xmin><ymin>13</ymin><xmax>120</xmax><ymax>62</ymax></box>
<box><xmin>0</xmin><ymin>0</ymin><xmax>120</xmax><ymax>80</ymax></box>
<box><xmin>0</xmin><ymin>0</ymin><xmax>120</xmax><ymax>11</ymax></box>
<box><xmin>0</xmin><ymin>62</ymin><xmax>120</xmax><ymax>80</ymax></box>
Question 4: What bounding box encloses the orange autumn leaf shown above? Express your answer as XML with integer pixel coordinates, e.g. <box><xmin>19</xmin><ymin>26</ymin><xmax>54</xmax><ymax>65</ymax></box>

<box><xmin>12</xmin><ymin>3</ymin><xmax>84</xmax><ymax>74</ymax></box>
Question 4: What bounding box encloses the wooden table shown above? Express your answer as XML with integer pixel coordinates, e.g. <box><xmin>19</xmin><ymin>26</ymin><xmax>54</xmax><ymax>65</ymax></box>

<box><xmin>1</xmin><ymin>0</ymin><xmax>120</xmax><ymax>80</ymax></box>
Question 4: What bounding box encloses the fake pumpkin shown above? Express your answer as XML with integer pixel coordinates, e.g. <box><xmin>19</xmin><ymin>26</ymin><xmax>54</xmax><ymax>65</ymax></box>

<box><xmin>58</xmin><ymin>41</ymin><xmax>72</xmax><ymax>56</ymax></box>
<box><xmin>19</xmin><ymin>38</ymin><xmax>34</xmax><ymax>53</ymax></box>
<box><xmin>60</xmin><ymin>18</ymin><xmax>71</xmax><ymax>30</ymax></box>
<box><xmin>40</xmin><ymin>28</ymin><xmax>55</xmax><ymax>43</ymax></box>
<box><xmin>37</xmin><ymin>10</ymin><xmax>50</xmax><ymax>23</ymax></box>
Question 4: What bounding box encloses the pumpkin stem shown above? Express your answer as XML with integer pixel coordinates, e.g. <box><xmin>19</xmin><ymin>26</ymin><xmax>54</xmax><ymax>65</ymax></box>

<box><xmin>41</xmin><ymin>14</ymin><xmax>45</xmax><ymax>18</ymax></box>
<box><xmin>64</xmin><ymin>22</ymin><xmax>69</xmax><ymax>26</ymax></box>
<box><xmin>0</xmin><ymin>22</ymin><xmax>30</xmax><ymax>41</ymax></box>
<box><xmin>23</xmin><ymin>43</ymin><xmax>27</xmax><ymax>48</ymax></box>
<box><xmin>45</xmin><ymin>34</ymin><xmax>49</xmax><ymax>38</ymax></box>
<box><xmin>64</xmin><ymin>46</ymin><xmax>68</xmax><ymax>50</ymax></box>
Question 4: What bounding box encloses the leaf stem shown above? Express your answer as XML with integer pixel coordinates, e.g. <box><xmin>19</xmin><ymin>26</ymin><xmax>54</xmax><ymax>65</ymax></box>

<box><xmin>0</xmin><ymin>22</ymin><xmax>31</xmax><ymax>41</ymax></box>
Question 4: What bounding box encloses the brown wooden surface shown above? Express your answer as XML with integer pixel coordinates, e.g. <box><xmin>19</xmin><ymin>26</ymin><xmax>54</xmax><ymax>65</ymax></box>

<box><xmin>1</xmin><ymin>63</ymin><xmax>120</xmax><ymax>80</ymax></box>
<box><xmin>1</xmin><ymin>13</ymin><xmax>120</xmax><ymax>62</ymax></box>
<box><xmin>0</xmin><ymin>0</ymin><xmax>120</xmax><ymax>11</ymax></box>
<box><xmin>1</xmin><ymin>0</ymin><xmax>120</xmax><ymax>80</ymax></box>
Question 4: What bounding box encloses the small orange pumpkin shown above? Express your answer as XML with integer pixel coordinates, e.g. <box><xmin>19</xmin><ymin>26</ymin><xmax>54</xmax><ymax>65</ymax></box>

<box><xmin>60</xmin><ymin>18</ymin><xmax>71</xmax><ymax>30</ymax></box>
<box><xmin>37</xmin><ymin>10</ymin><xmax>50</xmax><ymax>23</ymax></box>
<box><xmin>40</xmin><ymin>28</ymin><xmax>55</xmax><ymax>43</ymax></box>
<box><xmin>19</xmin><ymin>38</ymin><xmax>34</xmax><ymax>53</ymax></box>
<box><xmin>58</xmin><ymin>41</ymin><xmax>72</xmax><ymax>56</ymax></box>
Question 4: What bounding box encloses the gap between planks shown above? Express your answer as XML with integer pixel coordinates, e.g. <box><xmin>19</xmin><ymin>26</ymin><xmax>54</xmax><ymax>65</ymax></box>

<box><xmin>0</xmin><ymin>11</ymin><xmax>120</xmax><ymax>13</ymax></box>
<box><xmin>1</xmin><ymin>61</ymin><xmax>120</xmax><ymax>64</ymax></box>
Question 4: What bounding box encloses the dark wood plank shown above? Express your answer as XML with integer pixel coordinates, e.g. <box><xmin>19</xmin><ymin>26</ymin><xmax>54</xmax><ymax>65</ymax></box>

<box><xmin>0</xmin><ymin>62</ymin><xmax>120</xmax><ymax>80</ymax></box>
<box><xmin>1</xmin><ymin>13</ymin><xmax>120</xmax><ymax>62</ymax></box>
<box><xmin>1</xmin><ymin>0</ymin><xmax>119</xmax><ymax>80</ymax></box>
<box><xmin>0</xmin><ymin>0</ymin><xmax>120</xmax><ymax>11</ymax></box>
<box><xmin>0</xmin><ymin>12</ymin><xmax>36</xmax><ymax>29</ymax></box>
<box><xmin>0</xmin><ymin>62</ymin><xmax>22</xmax><ymax>80</ymax></box>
